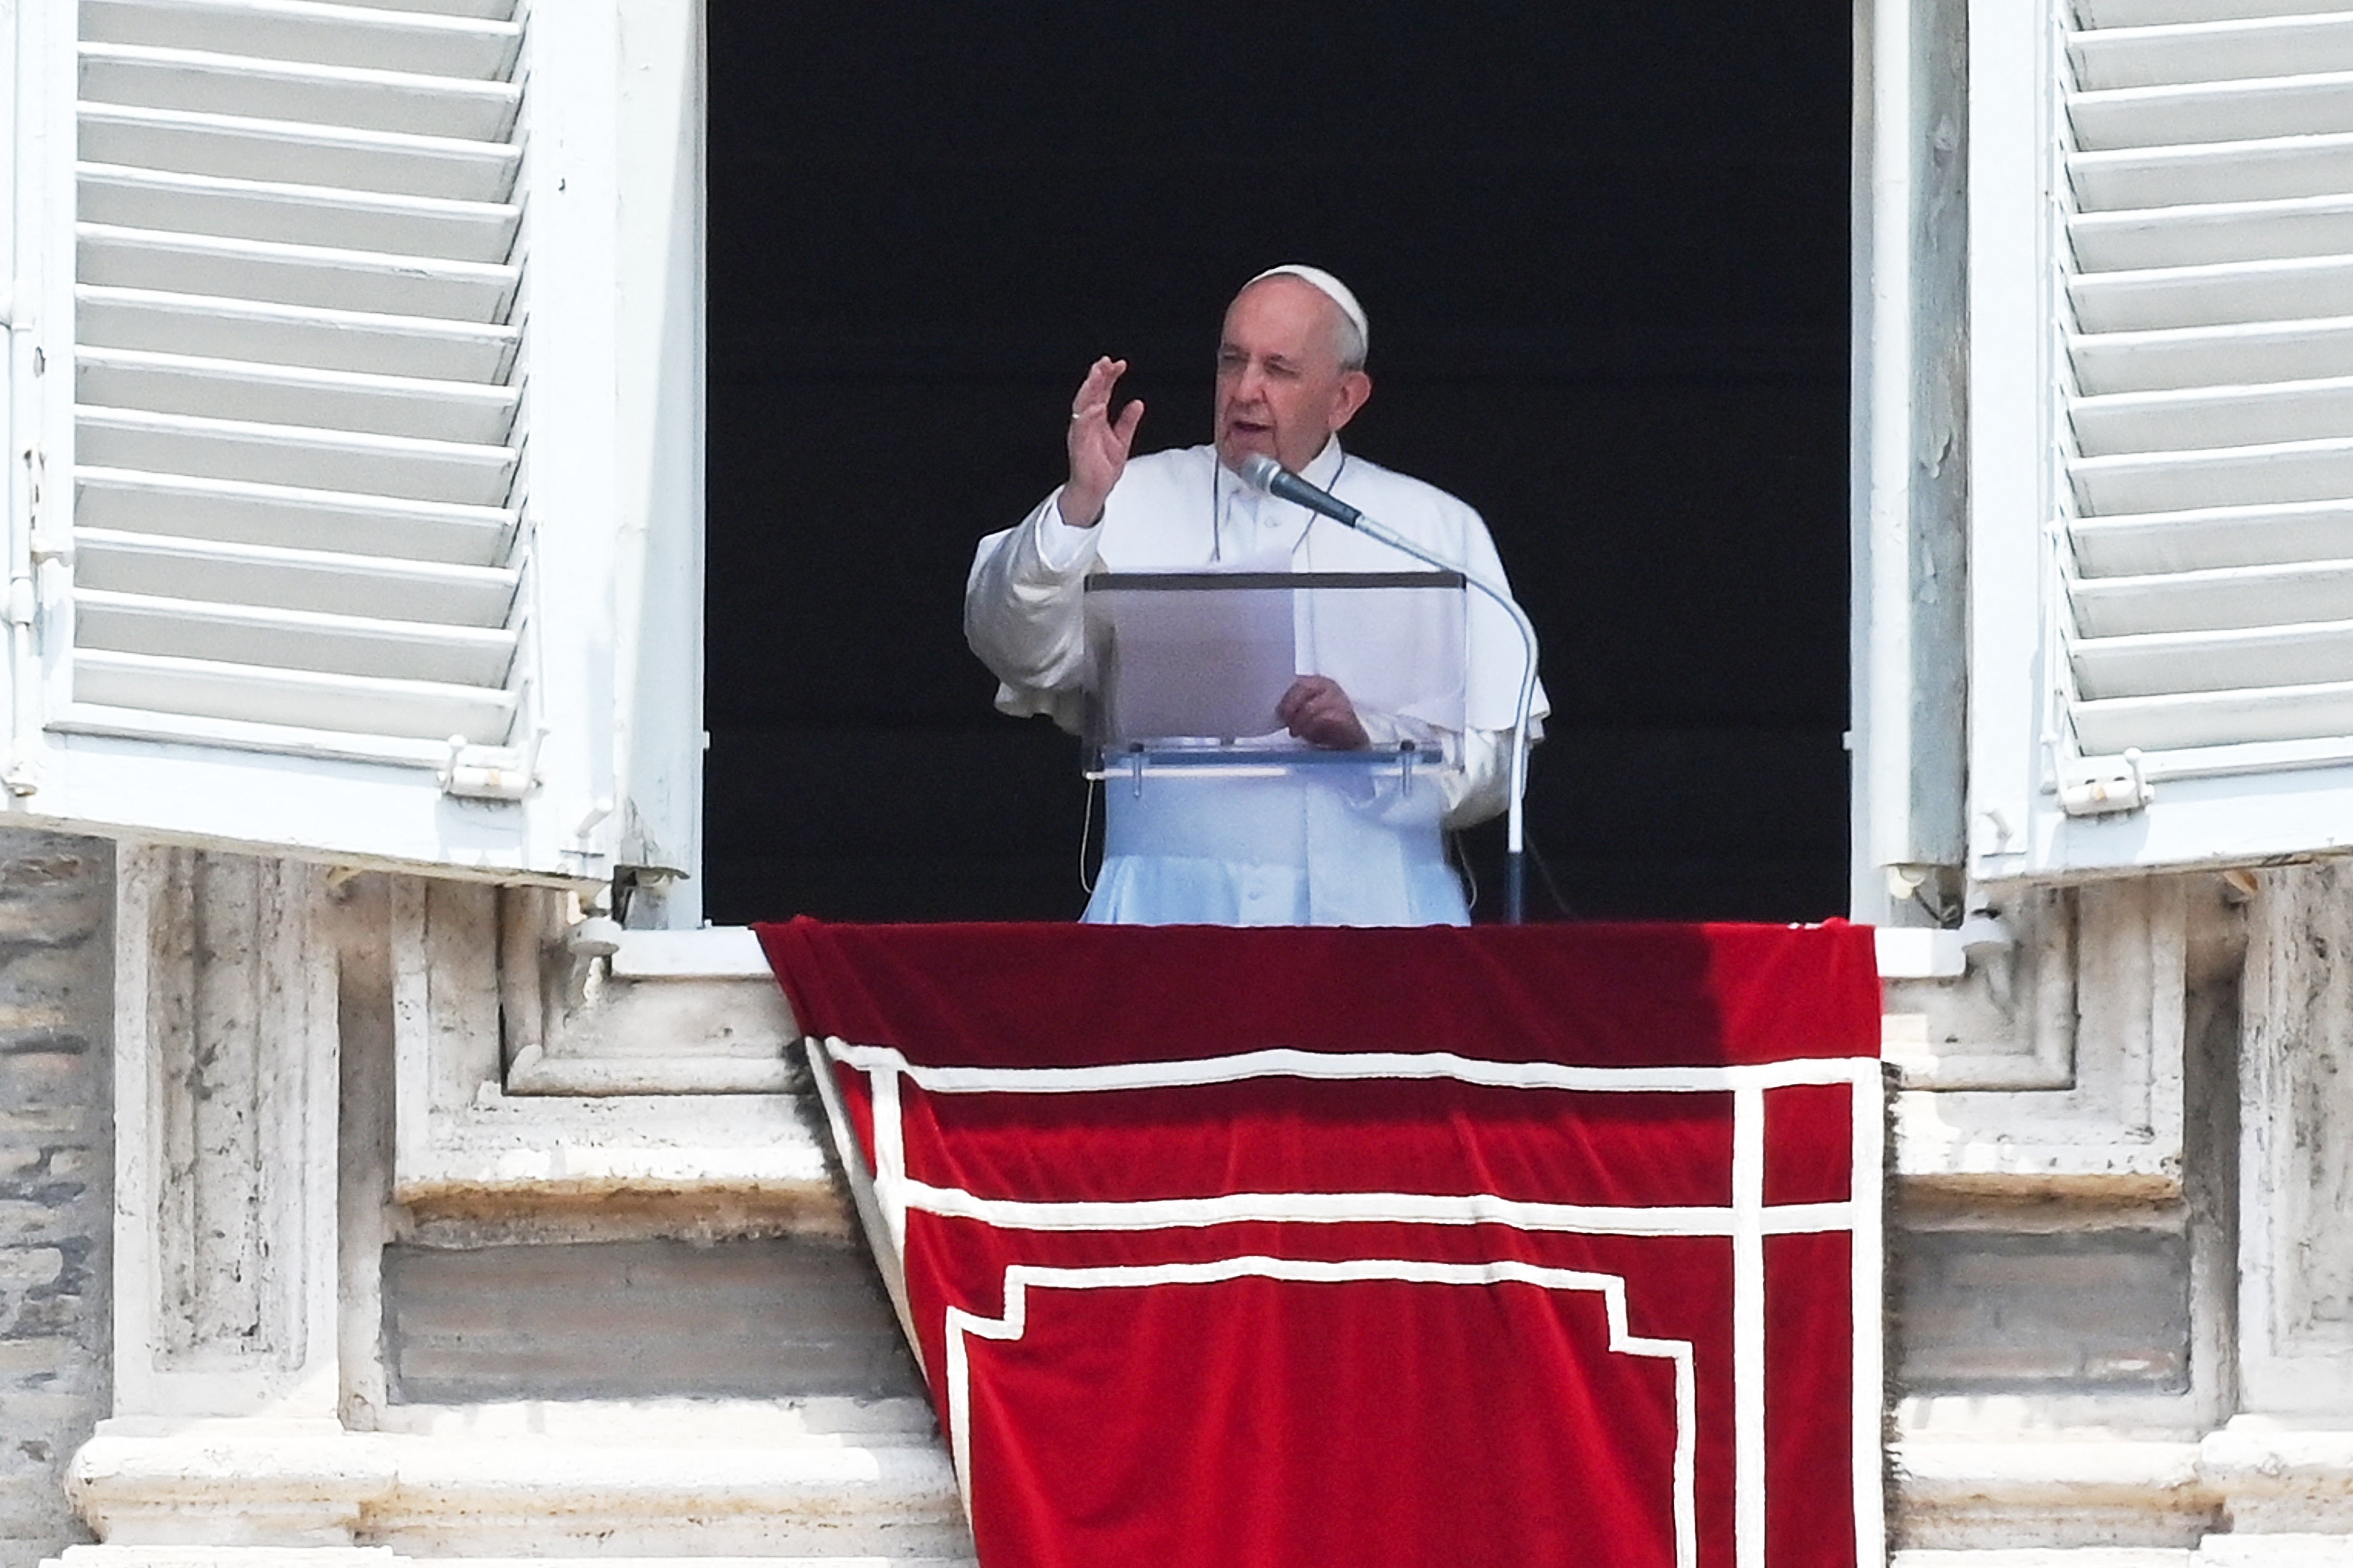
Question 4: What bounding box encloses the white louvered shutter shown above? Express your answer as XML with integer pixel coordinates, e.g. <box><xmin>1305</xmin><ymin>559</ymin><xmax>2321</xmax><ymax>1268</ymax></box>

<box><xmin>1970</xmin><ymin>0</ymin><xmax>2353</xmax><ymax>878</ymax></box>
<box><xmin>0</xmin><ymin>0</ymin><xmax>698</xmax><ymax>889</ymax></box>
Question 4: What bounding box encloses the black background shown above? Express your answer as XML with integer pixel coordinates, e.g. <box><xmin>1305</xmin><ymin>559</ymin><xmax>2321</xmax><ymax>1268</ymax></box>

<box><xmin>703</xmin><ymin>3</ymin><xmax>1852</xmax><ymax>924</ymax></box>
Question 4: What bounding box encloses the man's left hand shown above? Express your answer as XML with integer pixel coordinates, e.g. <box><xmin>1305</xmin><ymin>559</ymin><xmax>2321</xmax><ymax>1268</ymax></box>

<box><xmin>1277</xmin><ymin>675</ymin><xmax>1368</xmax><ymax>750</ymax></box>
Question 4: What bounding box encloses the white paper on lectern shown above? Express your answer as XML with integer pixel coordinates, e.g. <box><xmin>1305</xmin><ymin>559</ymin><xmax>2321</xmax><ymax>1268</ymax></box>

<box><xmin>1293</xmin><ymin>579</ymin><xmax>1467</xmax><ymax>738</ymax></box>
<box><xmin>1086</xmin><ymin>567</ymin><xmax>1468</xmax><ymax>752</ymax></box>
<box><xmin>1100</xmin><ymin>583</ymin><xmax>1296</xmax><ymax>741</ymax></box>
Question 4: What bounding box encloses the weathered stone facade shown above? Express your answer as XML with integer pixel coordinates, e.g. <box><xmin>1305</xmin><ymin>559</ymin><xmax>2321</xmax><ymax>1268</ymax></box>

<box><xmin>51</xmin><ymin>846</ymin><xmax>970</xmax><ymax>1567</ymax></box>
<box><xmin>4</xmin><ymin>837</ymin><xmax>2349</xmax><ymax>1566</ymax></box>
<box><xmin>0</xmin><ymin>834</ymin><xmax>110</xmax><ymax>1568</ymax></box>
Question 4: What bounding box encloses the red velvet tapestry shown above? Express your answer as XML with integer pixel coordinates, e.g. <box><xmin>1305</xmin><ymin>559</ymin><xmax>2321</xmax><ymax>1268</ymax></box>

<box><xmin>757</xmin><ymin>918</ymin><xmax>1885</xmax><ymax>1568</ymax></box>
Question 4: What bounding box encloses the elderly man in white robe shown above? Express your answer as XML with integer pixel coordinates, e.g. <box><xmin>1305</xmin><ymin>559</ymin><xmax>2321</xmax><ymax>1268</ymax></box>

<box><xmin>965</xmin><ymin>265</ymin><xmax>1546</xmax><ymax>926</ymax></box>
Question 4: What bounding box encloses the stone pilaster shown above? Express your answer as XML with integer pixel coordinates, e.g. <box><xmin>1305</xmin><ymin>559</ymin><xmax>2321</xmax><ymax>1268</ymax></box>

<box><xmin>2239</xmin><ymin>860</ymin><xmax>2353</xmax><ymax>1420</ymax></box>
<box><xmin>106</xmin><ymin>845</ymin><xmax>338</xmax><ymax>1423</ymax></box>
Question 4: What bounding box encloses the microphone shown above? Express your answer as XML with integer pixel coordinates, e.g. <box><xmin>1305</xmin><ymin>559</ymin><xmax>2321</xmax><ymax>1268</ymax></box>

<box><xmin>1236</xmin><ymin>448</ymin><xmax>1543</xmax><ymax>924</ymax></box>
<box><xmin>1237</xmin><ymin>452</ymin><xmax>1364</xmax><ymax>527</ymax></box>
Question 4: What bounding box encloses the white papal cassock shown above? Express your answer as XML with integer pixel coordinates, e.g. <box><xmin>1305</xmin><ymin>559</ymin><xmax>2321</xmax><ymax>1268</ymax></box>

<box><xmin>965</xmin><ymin>438</ymin><xmax>1547</xmax><ymax>926</ymax></box>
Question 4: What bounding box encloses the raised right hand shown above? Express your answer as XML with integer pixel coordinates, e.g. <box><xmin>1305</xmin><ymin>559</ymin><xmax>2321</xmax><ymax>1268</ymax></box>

<box><xmin>1061</xmin><ymin>356</ymin><xmax>1145</xmax><ymax>528</ymax></box>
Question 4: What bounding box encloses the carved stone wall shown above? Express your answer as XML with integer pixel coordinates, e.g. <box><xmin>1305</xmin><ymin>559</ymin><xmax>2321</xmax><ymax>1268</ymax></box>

<box><xmin>54</xmin><ymin>824</ymin><xmax>2353</xmax><ymax>1565</ymax></box>
<box><xmin>64</xmin><ymin>860</ymin><xmax>972</xmax><ymax>1564</ymax></box>
<box><xmin>42</xmin><ymin>826</ymin><xmax>2353</xmax><ymax>1564</ymax></box>
<box><xmin>1891</xmin><ymin>871</ymin><xmax>2247</xmax><ymax>1556</ymax></box>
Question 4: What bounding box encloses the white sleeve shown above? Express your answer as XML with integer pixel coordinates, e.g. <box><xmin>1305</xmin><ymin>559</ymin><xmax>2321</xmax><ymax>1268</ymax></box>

<box><xmin>1352</xmin><ymin>711</ymin><xmax>1539</xmax><ymax>831</ymax></box>
<box><xmin>964</xmin><ymin>487</ymin><xmax>1103</xmax><ymax>730</ymax></box>
<box><xmin>1443</xmin><ymin>724</ymin><xmax>1542</xmax><ymax>830</ymax></box>
<box><xmin>1035</xmin><ymin>496</ymin><xmax>1103</xmax><ymax>571</ymax></box>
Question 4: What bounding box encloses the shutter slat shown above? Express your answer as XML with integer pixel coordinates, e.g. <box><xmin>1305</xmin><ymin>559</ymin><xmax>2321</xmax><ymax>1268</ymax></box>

<box><xmin>80</xmin><ymin>44</ymin><xmax>521</xmax><ymax>141</ymax></box>
<box><xmin>74</xmin><ymin>527</ymin><xmax>518</xmax><ymax>626</ymax></box>
<box><xmin>2072</xmin><ymin>133</ymin><xmax>2353</xmax><ymax>209</ymax></box>
<box><xmin>2073</xmin><ymin>679</ymin><xmax>2353</xmax><ymax>750</ymax></box>
<box><xmin>73</xmin><ymin>648</ymin><xmax>515</xmax><ymax>742</ymax></box>
<box><xmin>2072</xmin><ymin>435</ymin><xmax>2353</xmax><ymax>510</ymax></box>
<box><xmin>2069</xmin><ymin>71</ymin><xmax>2353</xmax><ymax>149</ymax></box>
<box><xmin>79</xmin><ymin>162</ymin><xmax>518</xmax><ymax>263</ymax></box>
<box><xmin>2069</xmin><ymin>14</ymin><xmax>2353</xmax><ymax>90</ymax></box>
<box><xmin>77</xmin><ymin>406</ymin><xmax>516</xmax><ymax>505</ymax></box>
<box><xmin>309</xmin><ymin>0</ymin><xmax>516</xmax><ymax>18</ymax></box>
<box><xmin>82</xmin><ymin>0</ymin><xmax>521</xmax><ymax>82</ymax></box>
<box><xmin>2071</xmin><ymin>193</ymin><xmax>2353</xmax><ymax>271</ymax></box>
<box><xmin>2072</xmin><ymin>373</ymin><xmax>2353</xmax><ymax>453</ymax></box>
<box><xmin>77</xmin><ymin>466</ymin><xmax>514</xmax><ymax>566</ymax></box>
<box><xmin>79</xmin><ymin>102</ymin><xmax>519</xmax><ymax>202</ymax></box>
<box><xmin>2071</xmin><ymin>252</ymin><xmax>2353</xmax><ymax>330</ymax></box>
<box><xmin>78</xmin><ymin>223</ymin><xmax>517</xmax><ymax>320</ymax></box>
<box><xmin>75</xmin><ymin>588</ymin><xmax>516</xmax><ymax>686</ymax></box>
<box><xmin>2074</xmin><ymin>618</ymin><xmax>2353</xmax><ymax>696</ymax></box>
<box><xmin>2071</xmin><ymin>557</ymin><xmax>2353</xmax><ymax>634</ymax></box>
<box><xmin>77</xmin><ymin>287</ymin><xmax>519</xmax><ymax>381</ymax></box>
<box><xmin>50</xmin><ymin>704</ymin><xmax>462</xmax><ymax>767</ymax></box>
<box><xmin>2083</xmin><ymin>0</ymin><xmax>2353</xmax><ymax>28</ymax></box>
<box><xmin>2070</xmin><ymin>315</ymin><xmax>2353</xmax><ymax>392</ymax></box>
<box><xmin>79</xmin><ymin>347</ymin><xmax>519</xmax><ymax>445</ymax></box>
<box><xmin>2072</xmin><ymin>498</ymin><xmax>2353</xmax><ymax>572</ymax></box>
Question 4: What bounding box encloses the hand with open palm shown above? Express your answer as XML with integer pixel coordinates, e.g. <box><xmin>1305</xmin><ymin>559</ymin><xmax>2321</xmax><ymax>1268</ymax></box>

<box><xmin>1060</xmin><ymin>356</ymin><xmax>1145</xmax><ymax>528</ymax></box>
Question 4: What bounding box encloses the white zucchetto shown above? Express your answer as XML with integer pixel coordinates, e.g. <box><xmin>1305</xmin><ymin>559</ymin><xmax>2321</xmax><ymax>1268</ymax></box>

<box><xmin>1243</xmin><ymin>265</ymin><xmax>1369</xmax><ymax>359</ymax></box>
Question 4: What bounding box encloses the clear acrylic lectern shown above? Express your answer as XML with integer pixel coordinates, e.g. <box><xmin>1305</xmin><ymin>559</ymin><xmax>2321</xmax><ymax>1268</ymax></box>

<box><xmin>1082</xmin><ymin>570</ymin><xmax>1468</xmax><ymax>791</ymax></box>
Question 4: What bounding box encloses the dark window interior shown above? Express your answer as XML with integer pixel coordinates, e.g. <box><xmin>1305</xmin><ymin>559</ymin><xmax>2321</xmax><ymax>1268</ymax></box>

<box><xmin>704</xmin><ymin>3</ymin><xmax>1851</xmax><ymax>924</ymax></box>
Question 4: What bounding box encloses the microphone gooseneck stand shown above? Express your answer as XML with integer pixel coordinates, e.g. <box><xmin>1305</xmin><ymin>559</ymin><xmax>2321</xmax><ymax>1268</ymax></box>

<box><xmin>1237</xmin><ymin>456</ymin><xmax>1541</xmax><ymax>923</ymax></box>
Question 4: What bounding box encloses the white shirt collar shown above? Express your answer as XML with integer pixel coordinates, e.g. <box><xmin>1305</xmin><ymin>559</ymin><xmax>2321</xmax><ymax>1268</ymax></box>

<box><xmin>1214</xmin><ymin>437</ymin><xmax>1348</xmax><ymax>557</ymax></box>
<box><xmin>1217</xmin><ymin>436</ymin><xmax>1344</xmax><ymax>493</ymax></box>
<box><xmin>1300</xmin><ymin>436</ymin><xmax>1345</xmax><ymax>490</ymax></box>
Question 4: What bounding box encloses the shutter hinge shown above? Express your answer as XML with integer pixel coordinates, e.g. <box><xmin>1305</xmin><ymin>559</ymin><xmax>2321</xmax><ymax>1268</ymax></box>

<box><xmin>19</xmin><ymin>444</ymin><xmax>64</xmax><ymax>567</ymax></box>
<box><xmin>438</xmin><ymin>727</ymin><xmax>545</xmax><ymax>802</ymax></box>
<box><xmin>2057</xmin><ymin>749</ymin><xmax>2152</xmax><ymax>818</ymax></box>
<box><xmin>561</xmin><ymin>796</ymin><xmax>616</xmax><ymax>875</ymax></box>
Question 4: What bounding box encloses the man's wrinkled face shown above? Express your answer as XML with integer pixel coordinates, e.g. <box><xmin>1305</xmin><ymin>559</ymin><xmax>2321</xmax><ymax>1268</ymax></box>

<box><xmin>1213</xmin><ymin>277</ymin><xmax>1372</xmax><ymax>474</ymax></box>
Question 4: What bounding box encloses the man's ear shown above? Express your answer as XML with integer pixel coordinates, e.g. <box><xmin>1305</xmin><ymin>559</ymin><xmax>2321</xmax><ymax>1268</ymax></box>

<box><xmin>1328</xmin><ymin>370</ymin><xmax>1373</xmax><ymax>432</ymax></box>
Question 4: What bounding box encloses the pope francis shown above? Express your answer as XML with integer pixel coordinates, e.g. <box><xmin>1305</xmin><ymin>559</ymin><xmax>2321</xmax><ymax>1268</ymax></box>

<box><xmin>964</xmin><ymin>265</ymin><xmax>1546</xmax><ymax>926</ymax></box>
